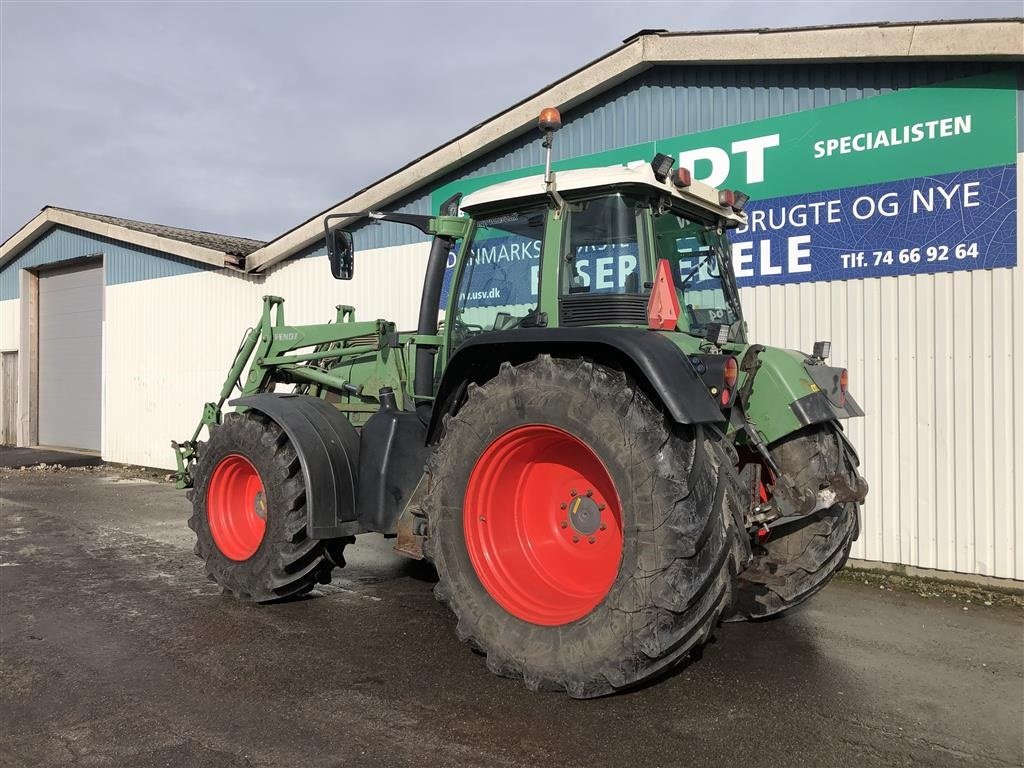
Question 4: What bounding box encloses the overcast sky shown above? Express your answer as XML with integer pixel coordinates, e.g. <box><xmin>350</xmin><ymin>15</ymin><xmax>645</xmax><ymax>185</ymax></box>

<box><xmin>1</xmin><ymin>1</ymin><xmax>1019</xmax><ymax>242</ymax></box>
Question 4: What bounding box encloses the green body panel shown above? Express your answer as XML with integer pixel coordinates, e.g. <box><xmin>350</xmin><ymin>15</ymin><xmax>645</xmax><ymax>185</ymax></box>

<box><xmin>733</xmin><ymin>346</ymin><xmax>817</xmax><ymax>443</ymax></box>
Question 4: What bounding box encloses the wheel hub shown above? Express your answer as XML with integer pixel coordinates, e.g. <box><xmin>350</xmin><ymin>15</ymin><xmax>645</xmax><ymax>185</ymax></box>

<box><xmin>464</xmin><ymin>425</ymin><xmax>624</xmax><ymax>626</ymax></box>
<box><xmin>567</xmin><ymin>493</ymin><xmax>601</xmax><ymax>535</ymax></box>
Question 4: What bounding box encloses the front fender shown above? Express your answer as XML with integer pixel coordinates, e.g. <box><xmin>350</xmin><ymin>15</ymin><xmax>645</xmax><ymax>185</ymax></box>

<box><xmin>231</xmin><ymin>393</ymin><xmax>360</xmax><ymax>540</ymax></box>
<box><xmin>428</xmin><ymin>327</ymin><xmax>724</xmax><ymax>443</ymax></box>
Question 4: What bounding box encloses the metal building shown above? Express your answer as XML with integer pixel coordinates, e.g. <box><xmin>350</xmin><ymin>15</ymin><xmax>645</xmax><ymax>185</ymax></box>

<box><xmin>1</xmin><ymin>20</ymin><xmax>1021</xmax><ymax>583</ymax></box>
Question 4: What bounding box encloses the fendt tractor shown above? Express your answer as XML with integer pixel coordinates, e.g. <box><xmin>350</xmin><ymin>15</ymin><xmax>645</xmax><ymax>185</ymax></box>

<box><xmin>173</xmin><ymin>107</ymin><xmax>868</xmax><ymax>698</ymax></box>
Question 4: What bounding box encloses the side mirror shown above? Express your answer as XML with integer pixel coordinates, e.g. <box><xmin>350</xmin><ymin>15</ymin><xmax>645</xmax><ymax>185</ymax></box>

<box><xmin>327</xmin><ymin>229</ymin><xmax>354</xmax><ymax>280</ymax></box>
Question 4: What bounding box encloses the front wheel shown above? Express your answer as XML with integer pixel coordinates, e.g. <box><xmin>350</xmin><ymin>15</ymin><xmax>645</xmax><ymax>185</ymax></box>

<box><xmin>188</xmin><ymin>412</ymin><xmax>352</xmax><ymax>602</ymax></box>
<box><xmin>424</xmin><ymin>356</ymin><xmax>743</xmax><ymax>698</ymax></box>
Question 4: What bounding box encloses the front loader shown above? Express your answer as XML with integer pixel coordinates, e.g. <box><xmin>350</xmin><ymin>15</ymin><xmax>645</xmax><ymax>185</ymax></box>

<box><xmin>174</xmin><ymin>107</ymin><xmax>868</xmax><ymax>697</ymax></box>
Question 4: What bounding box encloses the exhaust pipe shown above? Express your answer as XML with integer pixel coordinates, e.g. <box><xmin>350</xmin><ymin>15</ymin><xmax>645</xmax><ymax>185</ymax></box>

<box><xmin>415</xmin><ymin>235</ymin><xmax>454</xmax><ymax>422</ymax></box>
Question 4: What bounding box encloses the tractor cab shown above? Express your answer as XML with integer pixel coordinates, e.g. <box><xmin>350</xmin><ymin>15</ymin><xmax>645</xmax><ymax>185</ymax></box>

<box><xmin>450</xmin><ymin>159</ymin><xmax>749</xmax><ymax>347</ymax></box>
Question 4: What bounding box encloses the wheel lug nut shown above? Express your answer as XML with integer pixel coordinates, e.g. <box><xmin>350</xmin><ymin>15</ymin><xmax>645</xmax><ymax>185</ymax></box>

<box><xmin>560</xmin><ymin>520</ymin><xmax>568</xmax><ymax>529</ymax></box>
<box><xmin>588</xmin><ymin>536</ymin><xmax>596</xmax><ymax>544</ymax></box>
<box><xmin>598</xmin><ymin>503</ymin><xmax>606</xmax><ymax>511</ymax></box>
<box><xmin>572</xmin><ymin>535</ymin><xmax>580</xmax><ymax>543</ymax></box>
<box><xmin>570</xmin><ymin>489</ymin><xmax>577</xmax><ymax>497</ymax></box>
<box><xmin>586</xmin><ymin>489</ymin><xmax>593</xmax><ymax>497</ymax></box>
<box><xmin>599</xmin><ymin>523</ymin><xmax>607</xmax><ymax>531</ymax></box>
<box><xmin>560</xmin><ymin>502</ymin><xmax>567</xmax><ymax>510</ymax></box>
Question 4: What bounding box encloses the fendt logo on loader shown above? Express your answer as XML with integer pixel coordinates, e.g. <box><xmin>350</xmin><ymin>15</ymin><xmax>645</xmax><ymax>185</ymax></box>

<box><xmin>174</xmin><ymin>106</ymin><xmax>867</xmax><ymax>699</ymax></box>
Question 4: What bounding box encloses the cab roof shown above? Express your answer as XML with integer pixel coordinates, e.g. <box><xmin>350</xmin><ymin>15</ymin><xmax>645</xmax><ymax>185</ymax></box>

<box><xmin>460</xmin><ymin>161</ymin><xmax>748</xmax><ymax>227</ymax></box>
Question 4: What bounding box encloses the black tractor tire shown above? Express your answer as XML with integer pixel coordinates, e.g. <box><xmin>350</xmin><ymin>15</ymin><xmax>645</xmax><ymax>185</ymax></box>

<box><xmin>423</xmin><ymin>356</ymin><xmax>744</xmax><ymax>698</ymax></box>
<box><xmin>731</xmin><ymin>424</ymin><xmax>861</xmax><ymax>620</ymax></box>
<box><xmin>187</xmin><ymin>411</ymin><xmax>352</xmax><ymax>602</ymax></box>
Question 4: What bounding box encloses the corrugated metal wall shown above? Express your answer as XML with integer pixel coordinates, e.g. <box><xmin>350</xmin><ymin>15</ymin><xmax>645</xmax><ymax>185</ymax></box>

<box><xmin>102</xmin><ymin>242</ymin><xmax>430</xmax><ymax>469</ymax></box>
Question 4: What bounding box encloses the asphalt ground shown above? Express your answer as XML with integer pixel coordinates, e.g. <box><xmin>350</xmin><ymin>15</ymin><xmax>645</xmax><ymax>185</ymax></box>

<box><xmin>0</xmin><ymin>446</ymin><xmax>104</xmax><ymax>469</ymax></box>
<box><xmin>1</xmin><ymin>467</ymin><xmax>1022</xmax><ymax>768</ymax></box>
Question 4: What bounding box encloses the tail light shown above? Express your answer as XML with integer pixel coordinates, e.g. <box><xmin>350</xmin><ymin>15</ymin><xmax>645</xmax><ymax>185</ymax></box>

<box><xmin>724</xmin><ymin>356</ymin><xmax>738</xmax><ymax>388</ymax></box>
<box><xmin>690</xmin><ymin>354</ymin><xmax>739</xmax><ymax>410</ymax></box>
<box><xmin>720</xmin><ymin>355</ymin><xmax>738</xmax><ymax>407</ymax></box>
<box><xmin>839</xmin><ymin>369</ymin><xmax>849</xmax><ymax>407</ymax></box>
<box><xmin>718</xmin><ymin>189</ymin><xmax>736</xmax><ymax>207</ymax></box>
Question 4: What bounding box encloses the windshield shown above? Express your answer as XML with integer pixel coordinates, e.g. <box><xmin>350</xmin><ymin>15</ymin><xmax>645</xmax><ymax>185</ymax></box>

<box><xmin>653</xmin><ymin>210</ymin><xmax>743</xmax><ymax>338</ymax></box>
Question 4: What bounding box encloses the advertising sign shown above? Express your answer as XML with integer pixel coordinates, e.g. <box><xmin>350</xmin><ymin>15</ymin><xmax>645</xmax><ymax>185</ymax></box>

<box><xmin>433</xmin><ymin>70</ymin><xmax>1018</xmax><ymax>301</ymax></box>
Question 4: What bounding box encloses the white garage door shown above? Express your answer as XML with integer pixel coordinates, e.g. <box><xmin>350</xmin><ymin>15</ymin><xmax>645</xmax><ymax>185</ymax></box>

<box><xmin>38</xmin><ymin>262</ymin><xmax>102</xmax><ymax>451</ymax></box>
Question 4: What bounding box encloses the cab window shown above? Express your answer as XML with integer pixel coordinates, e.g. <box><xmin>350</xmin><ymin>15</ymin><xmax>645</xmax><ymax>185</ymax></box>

<box><xmin>652</xmin><ymin>211</ymin><xmax>742</xmax><ymax>335</ymax></box>
<box><xmin>451</xmin><ymin>207</ymin><xmax>546</xmax><ymax>349</ymax></box>
<box><xmin>560</xmin><ymin>195</ymin><xmax>651</xmax><ymax>296</ymax></box>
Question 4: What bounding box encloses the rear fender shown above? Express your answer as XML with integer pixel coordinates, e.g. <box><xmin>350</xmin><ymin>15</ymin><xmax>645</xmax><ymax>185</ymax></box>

<box><xmin>427</xmin><ymin>327</ymin><xmax>724</xmax><ymax>443</ymax></box>
<box><xmin>230</xmin><ymin>393</ymin><xmax>360</xmax><ymax>539</ymax></box>
<box><xmin>743</xmin><ymin>346</ymin><xmax>864</xmax><ymax>446</ymax></box>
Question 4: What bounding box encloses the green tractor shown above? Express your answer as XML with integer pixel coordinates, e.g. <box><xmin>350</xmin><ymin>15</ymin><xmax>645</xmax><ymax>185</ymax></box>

<box><xmin>174</xmin><ymin>107</ymin><xmax>867</xmax><ymax>697</ymax></box>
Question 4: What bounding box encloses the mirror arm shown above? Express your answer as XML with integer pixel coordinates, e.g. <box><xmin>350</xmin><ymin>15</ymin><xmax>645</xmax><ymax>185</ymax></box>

<box><xmin>323</xmin><ymin>211</ymin><xmax>436</xmax><ymax>236</ymax></box>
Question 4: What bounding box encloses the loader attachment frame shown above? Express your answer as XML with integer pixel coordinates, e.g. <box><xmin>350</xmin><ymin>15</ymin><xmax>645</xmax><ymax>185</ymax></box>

<box><xmin>171</xmin><ymin>295</ymin><xmax>408</xmax><ymax>489</ymax></box>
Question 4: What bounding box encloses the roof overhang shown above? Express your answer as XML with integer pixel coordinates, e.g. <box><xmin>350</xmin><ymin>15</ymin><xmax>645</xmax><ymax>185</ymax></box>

<box><xmin>245</xmin><ymin>19</ymin><xmax>1024</xmax><ymax>273</ymax></box>
<box><xmin>0</xmin><ymin>207</ymin><xmax>247</xmax><ymax>272</ymax></box>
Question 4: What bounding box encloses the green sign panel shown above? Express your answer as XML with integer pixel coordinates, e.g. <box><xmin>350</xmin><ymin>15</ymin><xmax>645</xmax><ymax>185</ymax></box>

<box><xmin>433</xmin><ymin>70</ymin><xmax>1018</xmax><ymax>287</ymax></box>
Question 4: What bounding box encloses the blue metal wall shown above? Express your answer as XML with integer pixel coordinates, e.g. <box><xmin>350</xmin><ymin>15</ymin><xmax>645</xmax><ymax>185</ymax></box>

<box><xmin>351</xmin><ymin>60</ymin><xmax>1019</xmax><ymax>251</ymax></box>
<box><xmin>0</xmin><ymin>225</ymin><xmax>213</xmax><ymax>300</ymax></box>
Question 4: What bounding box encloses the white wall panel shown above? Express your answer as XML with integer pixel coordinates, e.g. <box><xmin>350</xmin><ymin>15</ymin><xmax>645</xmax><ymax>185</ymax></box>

<box><xmin>0</xmin><ymin>298</ymin><xmax>19</xmax><ymax>350</ymax></box>
<box><xmin>103</xmin><ymin>243</ymin><xmax>429</xmax><ymax>470</ymax></box>
<box><xmin>739</xmin><ymin>262</ymin><xmax>1023</xmax><ymax>581</ymax></box>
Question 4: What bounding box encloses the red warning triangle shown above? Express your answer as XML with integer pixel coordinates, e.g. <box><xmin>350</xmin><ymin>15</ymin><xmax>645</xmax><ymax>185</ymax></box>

<box><xmin>647</xmin><ymin>258</ymin><xmax>681</xmax><ymax>330</ymax></box>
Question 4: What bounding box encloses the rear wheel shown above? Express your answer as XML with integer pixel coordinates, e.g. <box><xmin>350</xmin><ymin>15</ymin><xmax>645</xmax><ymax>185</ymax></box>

<box><xmin>424</xmin><ymin>356</ymin><xmax>743</xmax><ymax>698</ymax></box>
<box><xmin>732</xmin><ymin>425</ymin><xmax>861</xmax><ymax>619</ymax></box>
<box><xmin>188</xmin><ymin>412</ymin><xmax>352</xmax><ymax>602</ymax></box>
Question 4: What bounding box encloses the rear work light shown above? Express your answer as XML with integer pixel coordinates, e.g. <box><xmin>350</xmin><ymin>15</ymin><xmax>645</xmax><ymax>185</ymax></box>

<box><xmin>718</xmin><ymin>189</ymin><xmax>736</xmax><ymax>207</ymax></box>
<box><xmin>839</xmin><ymin>369</ymin><xmax>849</xmax><ymax>407</ymax></box>
<box><xmin>651</xmin><ymin>153</ymin><xmax>675</xmax><ymax>183</ymax></box>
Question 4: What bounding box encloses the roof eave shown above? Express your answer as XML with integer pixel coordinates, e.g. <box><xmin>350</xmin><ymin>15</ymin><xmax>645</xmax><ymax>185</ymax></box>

<box><xmin>0</xmin><ymin>207</ymin><xmax>246</xmax><ymax>272</ymax></box>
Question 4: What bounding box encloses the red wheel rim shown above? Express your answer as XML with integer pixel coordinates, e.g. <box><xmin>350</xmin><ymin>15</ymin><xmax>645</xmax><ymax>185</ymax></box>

<box><xmin>207</xmin><ymin>454</ymin><xmax>267</xmax><ymax>561</ymax></box>
<box><xmin>464</xmin><ymin>425</ymin><xmax>624</xmax><ymax>626</ymax></box>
